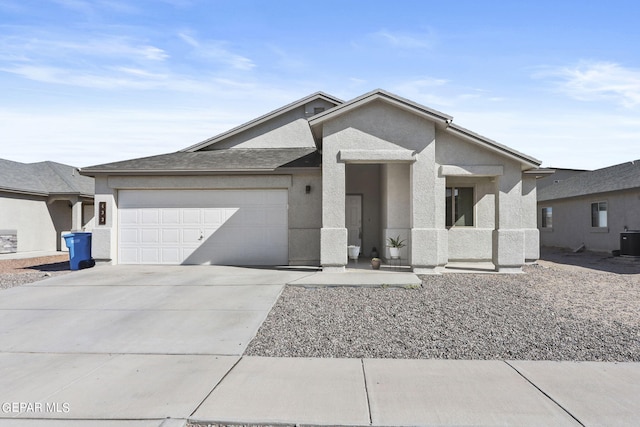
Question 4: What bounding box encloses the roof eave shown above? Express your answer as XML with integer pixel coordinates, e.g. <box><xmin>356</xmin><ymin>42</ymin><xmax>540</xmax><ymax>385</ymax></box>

<box><xmin>0</xmin><ymin>187</ymin><xmax>48</xmax><ymax>197</ymax></box>
<box><xmin>80</xmin><ymin>168</ymin><xmax>280</xmax><ymax>176</ymax></box>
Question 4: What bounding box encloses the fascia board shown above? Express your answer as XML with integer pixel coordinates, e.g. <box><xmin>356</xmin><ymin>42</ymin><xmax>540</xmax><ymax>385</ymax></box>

<box><xmin>0</xmin><ymin>186</ymin><xmax>49</xmax><ymax>197</ymax></box>
<box><xmin>80</xmin><ymin>168</ymin><xmax>278</xmax><ymax>176</ymax></box>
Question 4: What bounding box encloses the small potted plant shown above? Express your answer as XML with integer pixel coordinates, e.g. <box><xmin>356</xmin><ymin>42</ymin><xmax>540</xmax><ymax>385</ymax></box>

<box><xmin>371</xmin><ymin>257</ymin><xmax>381</xmax><ymax>269</ymax></box>
<box><xmin>387</xmin><ymin>235</ymin><xmax>405</xmax><ymax>259</ymax></box>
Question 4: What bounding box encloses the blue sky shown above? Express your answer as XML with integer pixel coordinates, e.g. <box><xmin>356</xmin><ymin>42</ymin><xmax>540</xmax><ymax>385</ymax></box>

<box><xmin>1</xmin><ymin>0</ymin><xmax>639</xmax><ymax>169</ymax></box>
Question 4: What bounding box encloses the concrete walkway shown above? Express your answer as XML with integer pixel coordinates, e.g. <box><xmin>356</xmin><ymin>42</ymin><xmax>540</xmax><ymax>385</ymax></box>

<box><xmin>1</xmin><ymin>356</ymin><xmax>637</xmax><ymax>426</ymax></box>
<box><xmin>0</xmin><ymin>264</ymin><xmax>638</xmax><ymax>426</ymax></box>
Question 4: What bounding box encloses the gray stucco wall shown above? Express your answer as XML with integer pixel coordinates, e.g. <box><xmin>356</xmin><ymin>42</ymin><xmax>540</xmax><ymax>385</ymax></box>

<box><xmin>0</xmin><ymin>192</ymin><xmax>59</xmax><ymax>252</ymax></box>
<box><xmin>539</xmin><ymin>188</ymin><xmax>640</xmax><ymax>253</ymax></box>
<box><xmin>204</xmin><ymin>99</ymin><xmax>335</xmax><ymax>150</ymax></box>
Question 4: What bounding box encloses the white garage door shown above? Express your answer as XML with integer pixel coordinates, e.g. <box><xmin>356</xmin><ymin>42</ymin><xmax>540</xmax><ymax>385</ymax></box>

<box><xmin>118</xmin><ymin>189</ymin><xmax>288</xmax><ymax>265</ymax></box>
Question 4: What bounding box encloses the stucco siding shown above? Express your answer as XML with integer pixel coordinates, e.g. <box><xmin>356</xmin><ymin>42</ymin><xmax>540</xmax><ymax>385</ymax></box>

<box><xmin>0</xmin><ymin>192</ymin><xmax>58</xmax><ymax>252</ymax></box>
<box><xmin>202</xmin><ymin>101</ymin><xmax>334</xmax><ymax>150</ymax></box>
<box><xmin>539</xmin><ymin>188</ymin><xmax>640</xmax><ymax>253</ymax></box>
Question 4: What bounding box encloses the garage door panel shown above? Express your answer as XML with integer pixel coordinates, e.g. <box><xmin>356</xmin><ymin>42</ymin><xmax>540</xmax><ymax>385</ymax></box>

<box><xmin>118</xmin><ymin>189</ymin><xmax>288</xmax><ymax>265</ymax></box>
<box><xmin>161</xmin><ymin>248</ymin><xmax>181</xmax><ymax>263</ymax></box>
<box><xmin>161</xmin><ymin>209</ymin><xmax>180</xmax><ymax>225</ymax></box>
<box><xmin>141</xmin><ymin>229</ymin><xmax>160</xmax><ymax>243</ymax></box>
<box><xmin>182</xmin><ymin>209</ymin><xmax>201</xmax><ymax>225</ymax></box>
<box><xmin>120</xmin><ymin>228</ymin><xmax>139</xmax><ymax>244</ymax></box>
<box><xmin>141</xmin><ymin>210</ymin><xmax>160</xmax><ymax>225</ymax></box>
<box><xmin>141</xmin><ymin>248</ymin><xmax>160</xmax><ymax>263</ymax></box>
<box><xmin>161</xmin><ymin>229</ymin><xmax>180</xmax><ymax>244</ymax></box>
<box><xmin>120</xmin><ymin>210</ymin><xmax>138</xmax><ymax>225</ymax></box>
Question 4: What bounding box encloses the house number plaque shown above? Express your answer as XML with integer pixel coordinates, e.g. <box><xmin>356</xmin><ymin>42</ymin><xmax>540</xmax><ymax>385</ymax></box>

<box><xmin>98</xmin><ymin>202</ymin><xmax>107</xmax><ymax>225</ymax></box>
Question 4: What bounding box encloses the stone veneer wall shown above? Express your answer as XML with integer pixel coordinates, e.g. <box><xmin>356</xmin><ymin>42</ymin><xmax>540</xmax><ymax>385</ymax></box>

<box><xmin>0</xmin><ymin>230</ymin><xmax>17</xmax><ymax>253</ymax></box>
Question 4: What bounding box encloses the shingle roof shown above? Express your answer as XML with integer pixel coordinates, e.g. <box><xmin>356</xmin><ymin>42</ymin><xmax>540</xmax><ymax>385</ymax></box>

<box><xmin>81</xmin><ymin>148</ymin><xmax>319</xmax><ymax>175</ymax></box>
<box><xmin>0</xmin><ymin>159</ymin><xmax>94</xmax><ymax>196</ymax></box>
<box><xmin>538</xmin><ymin>160</ymin><xmax>640</xmax><ymax>202</ymax></box>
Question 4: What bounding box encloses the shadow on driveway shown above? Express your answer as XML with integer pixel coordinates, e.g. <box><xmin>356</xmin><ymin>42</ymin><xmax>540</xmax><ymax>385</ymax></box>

<box><xmin>540</xmin><ymin>247</ymin><xmax>640</xmax><ymax>274</ymax></box>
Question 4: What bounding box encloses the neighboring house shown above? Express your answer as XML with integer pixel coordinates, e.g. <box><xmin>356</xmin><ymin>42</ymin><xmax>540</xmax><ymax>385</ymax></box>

<box><xmin>536</xmin><ymin>167</ymin><xmax>588</xmax><ymax>191</ymax></box>
<box><xmin>81</xmin><ymin>89</ymin><xmax>545</xmax><ymax>272</ymax></box>
<box><xmin>538</xmin><ymin>160</ymin><xmax>640</xmax><ymax>253</ymax></box>
<box><xmin>0</xmin><ymin>159</ymin><xmax>95</xmax><ymax>253</ymax></box>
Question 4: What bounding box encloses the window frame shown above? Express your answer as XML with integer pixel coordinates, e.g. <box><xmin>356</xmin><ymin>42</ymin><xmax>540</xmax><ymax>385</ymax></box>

<box><xmin>590</xmin><ymin>200</ymin><xmax>608</xmax><ymax>229</ymax></box>
<box><xmin>541</xmin><ymin>206</ymin><xmax>553</xmax><ymax>229</ymax></box>
<box><xmin>445</xmin><ymin>185</ymin><xmax>475</xmax><ymax>228</ymax></box>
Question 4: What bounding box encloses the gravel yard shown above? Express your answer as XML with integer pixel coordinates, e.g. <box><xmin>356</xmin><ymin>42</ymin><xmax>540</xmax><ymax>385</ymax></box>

<box><xmin>246</xmin><ymin>249</ymin><xmax>640</xmax><ymax>361</ymax></box>
<box><xmin>0</xmin><ymin>255</ymin><xmax>70</xmax><ymax>290</ymax></box>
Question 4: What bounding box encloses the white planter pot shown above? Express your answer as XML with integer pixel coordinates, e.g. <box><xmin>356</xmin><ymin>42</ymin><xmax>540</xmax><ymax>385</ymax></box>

<box><xmin>347</xmin><ymin>245</ymin><xmax>360</xmax><ymax>260</ymax></box>
<box><xmin>389</xmin><ymin>247</ymin><xmax>401</xmax><ymax>259</ymax></box>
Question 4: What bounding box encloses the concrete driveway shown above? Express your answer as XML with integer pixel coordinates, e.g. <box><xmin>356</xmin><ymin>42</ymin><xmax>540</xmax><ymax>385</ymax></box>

<box><xmin>0</xmin><ymin>264</ymin><xmax>314</xmax><ymax>424</ymax></box>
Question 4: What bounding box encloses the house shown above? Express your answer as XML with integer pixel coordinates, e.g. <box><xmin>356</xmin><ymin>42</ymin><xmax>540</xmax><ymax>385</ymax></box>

<box><xmin>538</xmin><ymin>160</ymin><xmax>640</xmax><ymax>253</ymax></box>
<box><xmin>81</xmin><ymin>89</ymin><xmax>545</xmax><ymax>272</ymax></box>
<box><xmin>0</xmin><ymin>159</ymin><xmax>94</xmax><ymax>253</ymax></box>
<box><xmin>536</xmin><ymin>167</ymin><xmax>588</xmax><ymax>191</ymax></box>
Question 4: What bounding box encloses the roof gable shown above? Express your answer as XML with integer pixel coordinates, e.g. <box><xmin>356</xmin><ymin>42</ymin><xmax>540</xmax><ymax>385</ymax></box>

<box><xmin>308</xmin><ymin>89</ymin><xmax>540</xmax><ymax>168</ymax></box>
<box><xmin>182</xmin><ymin>92</ymin><xmax>343</xmax><ymax>152</ymax></box>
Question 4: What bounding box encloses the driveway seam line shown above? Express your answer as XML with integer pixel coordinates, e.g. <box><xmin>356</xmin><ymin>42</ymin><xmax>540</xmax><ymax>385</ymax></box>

<box><xmin>360</xmin><ymin>358</ymin><xmax>373</xmax><ymax>426</ymax></box>
<box><xmin>189</xmin><ymin>355</ymin><xmax>244</xmax><ymax>418</ymax></box>
<box><xmin>503</xmin><ymin>360</ymin><xmax>586</xmax><ymax>427</ymax></box>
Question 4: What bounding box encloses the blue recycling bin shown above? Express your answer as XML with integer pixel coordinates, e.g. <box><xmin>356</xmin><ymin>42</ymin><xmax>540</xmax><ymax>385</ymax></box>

<box><xmin>63</xmin><ymin>232</ymin><xmax>94</xmax><ymax>270</ymax></box>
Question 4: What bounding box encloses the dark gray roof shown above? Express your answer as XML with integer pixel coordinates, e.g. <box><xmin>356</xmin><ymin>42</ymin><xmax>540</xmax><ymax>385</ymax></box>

<box><xmin>538</xmin><ymin>160</ymin><xmax>640</xmax><ymax>202</ymax></box>
<box><xmin>0</xmin><ymin>158</ymin><xmax>94</xmax><ymax>197</ymax></box>
<box><xmin>81</xmin><ymin>148</ymin><xmax>319</xmax><ymax>175</ymax></box>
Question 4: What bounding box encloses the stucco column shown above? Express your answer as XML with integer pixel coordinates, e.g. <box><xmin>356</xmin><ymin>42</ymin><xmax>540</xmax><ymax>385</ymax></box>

<box><xmin>492</xmin><ymin>165</ymin><xmax>526</xmax><ymax>272</ymax></box>
<box><xmin>320</xmin><ymin>153</ymin><xmax>347</xmax><ymax>271</ymax></box>
<box><xmin>91</xmin><ymin>176</ymin><xmax>118</xmax><ymax>264</ymax></box>
<box><xmin>521</xmin><ymin>174</ymin><xmax>540</xmax><ymax>262</ymax></box>
<box><xmin>410</xmin><ymin>140</ymin><xmax>448</xmax><ymax>274</ymax></box>
<box><xmin>70</xmin><ymin>196</ymin><xmax>83</xmax><ymax>232</ymax></box>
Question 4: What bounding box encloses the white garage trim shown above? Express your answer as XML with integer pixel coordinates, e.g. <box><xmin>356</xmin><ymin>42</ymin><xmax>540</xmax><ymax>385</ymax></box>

<box><xmin>118</xmin><ymin>189</ymin><xmax>288</xmax><ymax>265</ymax></box>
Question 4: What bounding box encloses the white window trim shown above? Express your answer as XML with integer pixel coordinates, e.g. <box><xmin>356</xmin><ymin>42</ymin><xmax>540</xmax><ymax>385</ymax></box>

<box><xmin>540</xmin><ymin>206</ymin><xmax>553</xmax><ymax>231</ymax></box>
<box><xmin>590</xmin><ymin>200</ymin><xmax>609</xmax><ymax>232</ymax></box>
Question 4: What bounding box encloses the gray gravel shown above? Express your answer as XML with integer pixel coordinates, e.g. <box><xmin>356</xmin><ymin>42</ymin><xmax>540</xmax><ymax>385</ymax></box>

<box><xmin>246</xmin><ymin>262</ymin><xmax>640</xmax><ymax>361</ymax></box>
<box><xmin>0</xmin><ymin>271</ymin><xmax>68</xmax><ymax>290</ymax></box>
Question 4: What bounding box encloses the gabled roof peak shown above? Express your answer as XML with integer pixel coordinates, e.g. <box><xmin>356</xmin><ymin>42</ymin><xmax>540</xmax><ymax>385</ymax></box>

<box><xmin>182</xmin><ymin>91</ymin><xmax>343</xmax><ymax>152</ymax></box>
<box><xmin>308</xmin><ymin>88</ymin><xmax>453</xmax><ymax>126</ymax></box>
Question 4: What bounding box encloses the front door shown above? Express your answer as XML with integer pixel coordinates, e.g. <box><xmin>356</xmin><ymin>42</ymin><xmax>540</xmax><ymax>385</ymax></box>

<box><xmin>345</xmin><ymin>194</ymin><xmax>362</xmax><ymax>249</ymax></box>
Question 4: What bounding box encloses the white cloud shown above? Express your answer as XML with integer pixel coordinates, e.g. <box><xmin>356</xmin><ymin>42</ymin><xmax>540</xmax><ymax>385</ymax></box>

<box><xmin>177</xmin><ymin>32</ymin><xmax>255</xmax><ymax>70</ymax></box>
<box><xmin>542</xmin><ymin>61</ymin><xmax>640</xmax><ymax>108</ymax></box>
<box><xmin>372</xmin><ymin>29</ymin><xmax>436</xmax><ymax>49</ymax></box>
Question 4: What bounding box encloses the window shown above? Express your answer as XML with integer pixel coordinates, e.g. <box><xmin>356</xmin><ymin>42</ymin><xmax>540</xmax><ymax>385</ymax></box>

<box><xmin>591</xmin><ymin>201</ymin><xmax>607</xmax><ymax>227</ymax></box>
<box><xmin>446</xmin><ymin>187</ymin><xmax>474</xmax><ymax>227</ymax></box>
<box><xmin>541</xmin><ymin>207</ymin><xmax>553</xmax><ymax>228</ymax></box>
<box><xmin>313</xmin><ymin>107</ymin><xmax>325</xmax><ymax>114</ymax></box>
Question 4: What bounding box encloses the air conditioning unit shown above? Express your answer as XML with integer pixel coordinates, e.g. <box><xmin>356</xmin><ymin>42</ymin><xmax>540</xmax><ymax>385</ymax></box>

<box><xmin>620</xmin><ymin>231</ymin><xmax>640</xmax><ymax>257</ymax></box>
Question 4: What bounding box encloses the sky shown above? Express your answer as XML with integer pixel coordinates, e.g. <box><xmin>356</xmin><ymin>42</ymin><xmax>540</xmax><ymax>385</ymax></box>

<box><xmin>1</xmin><ymin>0</ymin><xmax>639</xmax><ymax>170</ymax></box>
